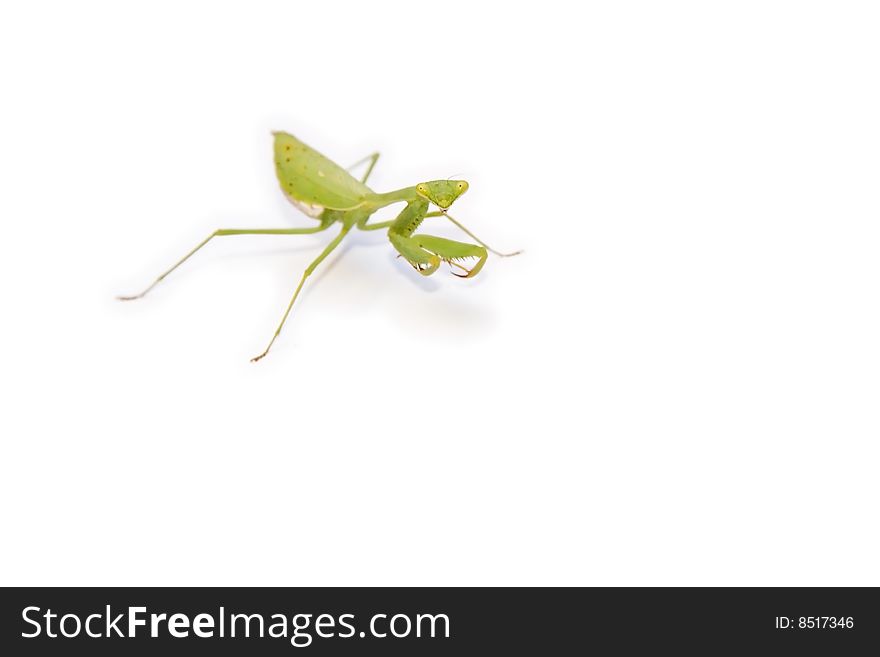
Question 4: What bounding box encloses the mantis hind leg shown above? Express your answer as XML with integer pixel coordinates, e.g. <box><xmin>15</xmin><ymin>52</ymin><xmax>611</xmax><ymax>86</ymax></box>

<box><xmin>117</xmin><ymin>221</ymin><xmax>333</xmax><ymax>300</ymax></box>
<box><xmin>347</xmin><ymin>152</ymin><xmax>380</xmax><ymax>184</ymax></box>
<box><xmin>251</xmin><ymin>223</ymin><xmax>353</xmax><ymax>362</ymax></box>
<box><xmin>390</xmin><ymin>233</ymin><xmax>488</xmax><ymax>279</ymax></box>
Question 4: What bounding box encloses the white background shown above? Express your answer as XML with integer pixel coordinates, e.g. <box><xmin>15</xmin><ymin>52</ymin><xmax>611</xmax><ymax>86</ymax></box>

<box><xmin>1</xmin><ymin>1</ymin><xmax>878</xmax><ymax>586</ymax></box>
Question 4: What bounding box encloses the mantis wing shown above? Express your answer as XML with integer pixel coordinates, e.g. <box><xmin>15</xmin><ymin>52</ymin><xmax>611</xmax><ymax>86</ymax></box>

<box><xmin>273</xmin><ymin>132</ymin><xmax>372</xmax><ymax>214</ymax></box>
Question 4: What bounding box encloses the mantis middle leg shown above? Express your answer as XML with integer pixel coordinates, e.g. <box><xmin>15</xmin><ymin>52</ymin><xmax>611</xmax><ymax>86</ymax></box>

<box><xmin>250</xmin><ymin>223</ymin><xmax>353</xmax><ymax>362</ymax></box>
<box><xmin>357</xmin><ymin>210</ymin><xmax>520</xmax><ymax>259</ymax></box>
<box><xmin>424</xmin><ymin>211</ymin><xmax>522</xmax><ymax>258</ymax></box>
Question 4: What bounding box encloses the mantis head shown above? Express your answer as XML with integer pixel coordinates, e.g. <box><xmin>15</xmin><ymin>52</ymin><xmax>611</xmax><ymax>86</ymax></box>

<box><xmin>415</xmin><ymin>180</ymin><xmax>469</xmax><ymax>210</ymax></box>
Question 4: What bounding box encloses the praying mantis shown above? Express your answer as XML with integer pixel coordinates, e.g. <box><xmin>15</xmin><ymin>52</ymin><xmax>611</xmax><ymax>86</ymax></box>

<box><xmin>119</xmin><ymin>132</ymin><xmax>521</xmax><ymax>361</ymax></box>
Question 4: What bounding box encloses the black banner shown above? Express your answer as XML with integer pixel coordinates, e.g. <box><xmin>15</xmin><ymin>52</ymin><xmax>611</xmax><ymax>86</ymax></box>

<box><xmin>1</xmin><ymin>587</ymin><xmax>877</xmax><ymax>655</ymax></box>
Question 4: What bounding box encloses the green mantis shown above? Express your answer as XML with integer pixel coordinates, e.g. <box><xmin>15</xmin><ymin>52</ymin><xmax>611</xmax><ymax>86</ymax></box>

<box><xmin>119</xmin><ymin>132</ymin><xmax>521</xmax><ymax>361</ymax></box>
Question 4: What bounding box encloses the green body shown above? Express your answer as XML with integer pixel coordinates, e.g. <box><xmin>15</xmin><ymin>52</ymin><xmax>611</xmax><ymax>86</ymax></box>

<box><xmin>273</xmin><ymin>132</ymin><xmax>482</xmax><ymax>277</ymax></box>
<box><xmin>120</xmin><ymin>132</ymin><xmax>519</xmax><ymax>361</ymax></box>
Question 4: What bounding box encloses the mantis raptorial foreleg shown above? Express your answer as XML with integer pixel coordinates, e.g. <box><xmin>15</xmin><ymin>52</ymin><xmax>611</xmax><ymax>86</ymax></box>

<box><xmin>250</xmin><ymin>223</ymin><xmax>353</xmax><ymax>362</ymax></box>
<box><xmin>402</xmin><ymin>234</ymin><xmax>488</xmax><ymax>278</ymax></box>
<box><xmin>388</xmin><ymin>232</ymin><xmax>442</xmax><ymax>275</ymax></box>
<box><xmin>118</xmin><ymin>224</ymin><xmax>333</xmax><ymax>301</ymax></box>
<box><xmin>385</xmin><ymin>198</ymin><xmax>488</xmax><ymax>277</ymax></box>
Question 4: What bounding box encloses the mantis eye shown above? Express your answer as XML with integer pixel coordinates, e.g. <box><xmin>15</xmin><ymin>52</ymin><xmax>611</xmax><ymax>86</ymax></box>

<box><xmin>417</xmin><ymin>184</ymin><xmax>428</xmax><ymax>195</ymax></box>
<box><xmin>457</xmin><ymin>181</ymin><xmax>469</xmax><ymax>193</ymax></box>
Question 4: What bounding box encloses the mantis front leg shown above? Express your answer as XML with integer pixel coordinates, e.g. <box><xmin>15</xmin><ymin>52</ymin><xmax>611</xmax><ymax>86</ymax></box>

<box><xmin>394</xmin><ymin>233</ymin><xmax>488</xmax><ymax>278</ymax></box>
<box><xmin>386</xmin><ymin>200</ymin><xmax>488</xmax><ymax>278</ymax></box>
